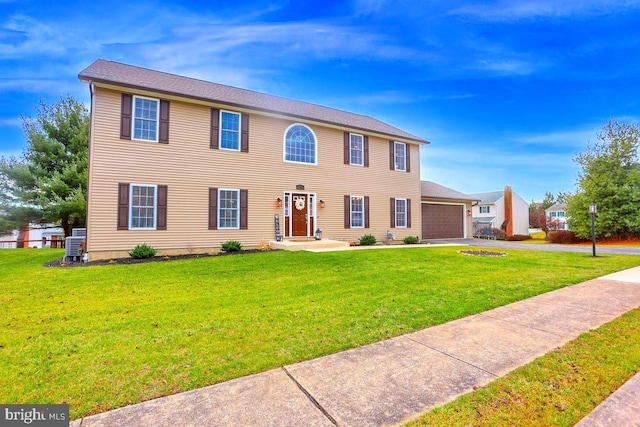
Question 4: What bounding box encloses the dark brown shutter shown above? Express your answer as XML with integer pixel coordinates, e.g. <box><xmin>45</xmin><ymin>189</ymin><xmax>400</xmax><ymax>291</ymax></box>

<box><xmin>343</xmin><ymin>132</ymin><xmax>350</xmax><ymax>165</ymax></box>
<box><xmin>389</xmin><ymin>141</ymin><xmax>395</xmax><ymax>170</ymax></box>
<box><xmin>117</xmin><ymin>183</ymin><xmax>130</xmax><ymax>230</ymax></box>
<box><xmin>120</xmin><ymin>94</ymin><xmax>132</xmax><ymax>139</ymax></box>
<box><xmin>390</xmin><ymin>197</ymin><xmax>396</xmax><ymax>228</ymax></box>
<box><xmin>210</xmin><ymin>109</ymin><xmax>220</xmax><ymax>149</ymax></box>
<box><xmin>364</xmin><ymin>136</ymin><xmax>369</xmax><ymax>167</ymax></box>
<box><xmin>407</xmin><ymin>198</ymin><xmax>412</xmax><ymax>228</ymax></box>
<box><xmin>208</xmin><ymin>188</ymin><xmax>218</xmax><ymax>230</ymax></box>
<box><xmin>344</xmin><ymin>195</ymin><xmax>350</xmax><ymax>228</ymax></box>
<box><xmin>406</xmin><ymin>144</ymin><xmax>411</xmax><ymax>172</ymax></box>
<box><xmin>157</xmin><ymin>185</ymin><xmax>167</xmax><ymax>230</ymax></box>
<box><xmin>241</xmin><ymin>114</ymin><xmax>249</xmax><ymax>153</ymax></box>
<box><xmin>240</xmin><ymin>189</ymin><xmax>248</xmax><ymax>229</ymax></box>
<box><xmin>364</xmin><ymin>196</ymin><xmax>370</xmax><ymax>228</ymax></box>
<box><xmin>159</xmin><ymin>100</ymin><xmax>170</xmax><ymax>144</ymax></box>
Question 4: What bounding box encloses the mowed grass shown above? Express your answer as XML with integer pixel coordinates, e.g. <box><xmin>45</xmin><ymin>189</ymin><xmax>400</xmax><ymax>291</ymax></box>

<box><xmin>1</xmin><ymin>247</ymin><xmax>639</xmax><ymax>419</ymax></box>
<box><xmin>406</xmin><ymin>307</ymin><xmax>640</xmax><ymax>427</ymax></box>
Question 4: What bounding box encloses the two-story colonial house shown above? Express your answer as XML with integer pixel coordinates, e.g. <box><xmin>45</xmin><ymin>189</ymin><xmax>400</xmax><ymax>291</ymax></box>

<box><xmin>78</xmin><ymin>60</ymin><xmax>428</xmax><ymax>261</ymax></box>
<box><xmin>545</xmin><ymin>203</ymin><xmax>569</xmax><ymax>230</ymax></box>
<box><xmin>470</xmin><ymin>185</ymin><xmax>529</xmax><ymax>237</ymax></box>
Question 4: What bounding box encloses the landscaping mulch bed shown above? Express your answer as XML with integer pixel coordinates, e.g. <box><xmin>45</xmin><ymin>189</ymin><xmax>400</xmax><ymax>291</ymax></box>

<box><xmin>458</xmin><ymin>250</ymin><xmax>507</xmax><ymax>257</ymax></box>
<box><xmin>44</xmin><ymin>249</ymin><xmax>274</xmax><ymax>268</ymax></box>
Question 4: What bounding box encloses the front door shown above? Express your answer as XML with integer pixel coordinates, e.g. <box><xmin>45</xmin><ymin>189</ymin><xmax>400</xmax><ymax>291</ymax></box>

<box><xmin>291</xmin><ymin>193</ymin><xmax>308</xmax><ymax>236</ymax></box>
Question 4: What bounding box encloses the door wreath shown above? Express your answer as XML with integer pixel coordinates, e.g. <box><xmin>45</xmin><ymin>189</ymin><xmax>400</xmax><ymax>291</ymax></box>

<box><xmin>295</xmin><ymin>198</ymin><xmax>306</xmax><ymax>210</ymax></box>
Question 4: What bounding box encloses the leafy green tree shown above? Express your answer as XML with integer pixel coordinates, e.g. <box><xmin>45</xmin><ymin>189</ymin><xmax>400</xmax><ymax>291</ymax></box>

<box><xmin>529</xmin><ymin>191</ymin><xmax>571</xmax><ymax>232</ymax></box>
<box><xmin>540</xmin><ymin>191</ymin><xmax>557</xmax><ymax>210</ymax></box>
<box><xmin>567</xmin><ymin>119</ymin><xmax>640</xmax><ymax>239</ymax></box>
<box><xmin>0</xmin><ymin>96</ymin><xmax>89</xmax><ymax>236</ymax></box>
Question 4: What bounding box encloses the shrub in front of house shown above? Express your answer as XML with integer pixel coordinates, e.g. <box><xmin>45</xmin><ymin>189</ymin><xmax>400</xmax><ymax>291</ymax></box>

<box><xmin>507</xmin><ymin>234</ymin><xmax>532</xmax><ymax>241</ymax></box>
<box><xmin>221</xmin><ymin>240</ymin><xmax>243</xmax><ymax>252</ymax></box>
<box><xmin>129</xmin><ymin>243</ymin><xmax>157</xmax><ymax>259</ymax></box>
<box><xmin>546</xmin><ymin>230</ymin><xmax>582</xmax><ymax>244</ymax></box>
<box><xmin>492</xmin><ymin>228</ymin><xmax>507</xmax><ymax>240</ymax></box>
<box><xmin>403</xmin><ymin>236</ymin><xmax>420</xmax><ymax>244</ymax></box>
<box><xmin>359</xmin><ymin>234</ymin><xmax>377</xmax><ymax>246</ymax></box>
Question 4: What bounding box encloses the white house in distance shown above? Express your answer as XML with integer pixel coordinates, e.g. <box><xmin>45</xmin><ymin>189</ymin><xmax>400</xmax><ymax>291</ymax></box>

<box><xmin>545</xmin><ymin>203</ymin><xmax>568</xmax><ymax>230</ymax></box>
<box><xmin>469</xmin><ymin>185</ymin><xmax>529</xmax><ymax>237</ymax></box>
<box><xmin>0</xmin><ymin>224</ymin><xmax>64</xmax><ymax>249</ymax></box>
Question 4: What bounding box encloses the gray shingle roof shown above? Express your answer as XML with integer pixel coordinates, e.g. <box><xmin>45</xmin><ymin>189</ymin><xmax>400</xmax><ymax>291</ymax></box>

<box><xmin>545</xmin><ymin>203</ymin><xmax>567</xmax><ymax>212</ymax></box>
<box><xmin>421</xmin><ymin>181</ymin><xmax>479</xmax><ymax>201</ymax></box>
<box><xmin>78</xmin><ymin>59</ymin><xmax>428</xmax><ymax>144</ymax></box>
<box><xmin>468</xmin><ymin>191</ymin><xmax>504</xmax><ymax>205</ymax></box>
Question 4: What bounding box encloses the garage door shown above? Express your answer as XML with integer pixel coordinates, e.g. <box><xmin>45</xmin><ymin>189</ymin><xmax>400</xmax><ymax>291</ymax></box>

<box><xmin>422</xmin><ymin>203</ymin><xmax>464</xmax><ymax>239</ymax></box>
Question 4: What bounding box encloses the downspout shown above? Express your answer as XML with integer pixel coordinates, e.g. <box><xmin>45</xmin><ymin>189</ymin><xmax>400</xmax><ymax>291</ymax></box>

<box><xmin>86</xmin><ymin>82</ymin><xmax>94</xmax><ymax>260</ymax></box>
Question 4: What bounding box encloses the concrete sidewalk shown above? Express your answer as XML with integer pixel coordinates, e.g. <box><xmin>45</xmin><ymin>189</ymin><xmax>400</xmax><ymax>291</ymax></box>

<box><xmin>72</xmin><ymin>267</ymin><xmax>640</xmax><ymax>427</ymax></box>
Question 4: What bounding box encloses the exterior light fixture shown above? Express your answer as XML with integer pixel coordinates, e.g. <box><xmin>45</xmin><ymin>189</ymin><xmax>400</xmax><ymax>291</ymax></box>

<box><xmin>318</xmin><ymin>199</ymin><xmax>325</xmax><ymax>208</ymax></box>
<box><xmin>315</xmin><ymin>228</ymin><xmax>322</xmax><ymax>240</ymax></box>
<box><xmin>275</xmin><ymin>197</ymin><xmax>282</xmax><ymax>208</ymax></box>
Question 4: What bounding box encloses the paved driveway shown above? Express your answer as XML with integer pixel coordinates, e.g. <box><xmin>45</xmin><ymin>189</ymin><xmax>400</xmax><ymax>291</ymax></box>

<box><xmin>425</xmin><ymin>238</ymin><xmax>640</xmax><ymax>255</ymax></box>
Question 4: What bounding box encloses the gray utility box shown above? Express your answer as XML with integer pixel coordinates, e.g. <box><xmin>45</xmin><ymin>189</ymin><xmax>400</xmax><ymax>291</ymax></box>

<box><xmin>65</xmin><ymin>236</ymin><xmax>86</xmax><ymax>261</ymax></box>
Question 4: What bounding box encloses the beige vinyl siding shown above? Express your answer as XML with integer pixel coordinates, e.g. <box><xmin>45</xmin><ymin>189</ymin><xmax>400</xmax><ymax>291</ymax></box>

<box><xmin>87</xmin><ymin>87</ymin><xmax>422</xmax><ymax>259</ymax></box>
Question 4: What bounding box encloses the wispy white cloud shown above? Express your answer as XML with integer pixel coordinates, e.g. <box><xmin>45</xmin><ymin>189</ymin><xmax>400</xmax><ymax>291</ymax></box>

<box><xmin>0</xmin><ymin>78</ymin><xmax>80</xmax><ymax>94</ymax></box>
<box><xmin>327</xmin><ymin>90</ymin><xmax>476</xmax><ymax>107</ymax></box>
<box><xmin>421</xmin><ymin>144</ymin><xmax>580</xmax><ymax>201</ymax></box>
<box><xmin>509</xmin><ymin>128</ymin><xmax>598</xmax><ymax>147</ymax></box>
<box><xmin>0</xmin><ymin>147</ymin><xmax>23</xmax><ymax>160</ymax></box>
<box><xmin>449</xmin><ymin>0</ymin><xmax>640</xmax><ymax>21</ymax></box>
<box><xmin>472</xmin><ymin>59</ymin><xmax>538</xmax><ymax>75</ymax></box>
<box><xmin>0</xmin><ymin>117</ymin><xmax>22</xmax><ymax>128</ymax></box>
<box><xmin>352</xmin><ymin>0</ymin><xmax>392</xmax><ymax>17</ymax></box>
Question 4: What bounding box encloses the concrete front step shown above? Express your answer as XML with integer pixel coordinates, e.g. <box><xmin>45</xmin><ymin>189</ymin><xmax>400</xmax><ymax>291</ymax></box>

<box><xmin>270</xmin><ymin>239</ymin><xmax>351</xmax><ymax>251</ymax></box>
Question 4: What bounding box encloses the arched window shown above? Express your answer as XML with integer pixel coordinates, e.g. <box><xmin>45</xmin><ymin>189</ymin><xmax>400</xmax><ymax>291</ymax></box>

<box><xmin>284</xmin><ymin>124</ymin><xmax>317</xmax><ymax>164</ymax></box>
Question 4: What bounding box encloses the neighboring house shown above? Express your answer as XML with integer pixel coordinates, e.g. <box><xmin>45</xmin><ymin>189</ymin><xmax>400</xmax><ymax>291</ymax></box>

<box><xmin>0</xmin><ymin>225</ymin><xmax>64</xmax><ymax>249</ymax></box>
<box><xmin>78</xmin><ymin>60</ymin><xmax>429</xmax><ymax>261</ymax></box>
<box><xmin>420</xmin><ymin>181</ymin><xmax>479</xmax><ymax>239</ymax></box>
<box><xmin>469</xmin><ymin>186</ymin><xmax>529</xmax><ymax>237</ymax></box>
<box><xmin>545</xmin><ymin>203</ymin><xmax>569</xmax><ymax>230</ymax></box>
<box><xmin>0</xmin><ymin>229</ymin><xmax>19</xmax><ymax>249</ymax></box>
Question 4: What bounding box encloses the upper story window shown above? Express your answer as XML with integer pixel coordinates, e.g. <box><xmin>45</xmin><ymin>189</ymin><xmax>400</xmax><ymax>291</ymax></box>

<box><xmin>350</xmin><ymin>134</ymin><xmax>364</xmax><ymax>166</ymax></box>
<box><xmin>220</xmin><ymin>111</ymin><xmax>241</xmax><ymax>150</ymax></box>
<box><xmin>479</xmin><ymin>206</ymin><xmax>490</xmax><ymax>214</ymax></box>
<box><xmin>394</xmin><ymin>142</ymin><xmax>406</xmax><ymax>171</ymax></box>
<box><xmin>121</xmin><ymin>94</ymin><xmax>169</xmax><ymax>143</ymax></box>
<box><xmin>133</xmin><ymin>96</ymin><xmax>159</xmax><ymax>142</ymax></box>
<box><xmin>284</xmin><ymin>124</ymin><xmax>317</xmax><ymax>165</ymax></box>
<box><xmin>130</xmin><ymin>184</ymin><xmax>157</xmax><ymax>229</ymax></box>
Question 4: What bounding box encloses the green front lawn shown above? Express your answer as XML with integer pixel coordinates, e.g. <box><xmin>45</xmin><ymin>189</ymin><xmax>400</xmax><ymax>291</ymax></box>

<box><xmin>1</xmin><ymin>247</ymin><xmax>638</xmax><ymax>419</ymax></box>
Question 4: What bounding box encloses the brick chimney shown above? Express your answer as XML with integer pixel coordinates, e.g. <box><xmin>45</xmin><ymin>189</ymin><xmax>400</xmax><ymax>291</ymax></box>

<box><xmin>504</xmin><ymin>185</ymin><xmax>513</xmax><ymax>237</ymax></box>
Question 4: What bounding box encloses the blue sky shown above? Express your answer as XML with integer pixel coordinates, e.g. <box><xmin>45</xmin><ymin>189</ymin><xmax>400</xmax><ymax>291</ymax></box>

<box><xmin>2</xmin><ymin>0</ymin><xmax>640</xmax><ymax>202</ymax></box>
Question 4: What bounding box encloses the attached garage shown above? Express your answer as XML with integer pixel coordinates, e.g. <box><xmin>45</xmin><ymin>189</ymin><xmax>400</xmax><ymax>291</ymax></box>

<box><xmin>422</xmin><ymin>203</ymin><xmax>464</xmax><ymax>239</ymax></box>
<box><xmin>421</xmin><ymin>181</ymin><xmax>479</xmax><ymax>240</ymax></box>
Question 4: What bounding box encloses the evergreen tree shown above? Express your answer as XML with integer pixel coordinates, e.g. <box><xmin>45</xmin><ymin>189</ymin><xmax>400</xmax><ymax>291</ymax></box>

<box><xmin>0</xmin><ymin>96</ymin><xmax>89</xmax><ymax>236</ymax></box>
<box><xmin>567</xmin><ymin>119</ymin><xmax>640</xmax><ymax>239</ymax></box>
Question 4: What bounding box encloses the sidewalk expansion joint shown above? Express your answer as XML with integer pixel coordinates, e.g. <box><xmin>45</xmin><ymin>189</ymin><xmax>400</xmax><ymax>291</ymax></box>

<box><xmin>281</xmin><ymin>366</ymin><xmax>339</xmax><ymax>426</ymax></box>
<box><xmin>403</xmin><ymin>336</ymin><xmax>499</xmax><ymax>378</ymax></box>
